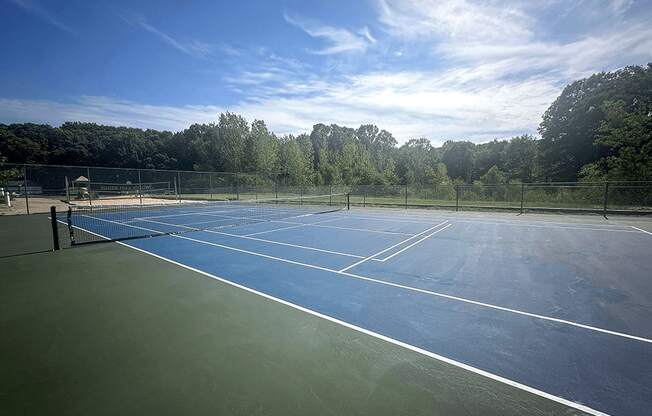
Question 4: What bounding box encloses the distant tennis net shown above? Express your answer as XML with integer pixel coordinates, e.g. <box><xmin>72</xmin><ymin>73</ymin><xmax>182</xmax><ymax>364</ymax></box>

<box><xmin>67</xmin><ymin>193</ymin><xmax>349</xmax><ymax>245</ymax></box>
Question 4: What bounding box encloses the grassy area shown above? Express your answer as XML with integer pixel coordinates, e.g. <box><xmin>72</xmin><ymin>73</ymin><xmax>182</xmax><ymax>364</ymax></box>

<box><xmin>0</xmin><ymin>216</ymin><xmax>589</xmax><ymax>415</ymax></box>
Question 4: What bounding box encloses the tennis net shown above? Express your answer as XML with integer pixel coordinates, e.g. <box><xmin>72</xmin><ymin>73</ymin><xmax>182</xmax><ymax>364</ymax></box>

<box><xmin>67</xmin><ymin>192</ymin><xmax>349</xmax><ymax>245</ymax></box>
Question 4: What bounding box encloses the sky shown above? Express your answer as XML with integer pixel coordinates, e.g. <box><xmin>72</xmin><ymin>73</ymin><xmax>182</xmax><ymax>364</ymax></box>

<box><xmin>1</xmin><ymin>0</ymin><xmax>651</xmax><ymax>145</ymax></box>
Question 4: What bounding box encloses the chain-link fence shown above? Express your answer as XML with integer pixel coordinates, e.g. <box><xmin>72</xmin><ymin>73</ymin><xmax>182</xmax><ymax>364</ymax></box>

<box><xmin>1</xmin><ymin>163</ymin><xmax>651</xmax><ymax>215</ymax></box>
<box><xmin>348</xmin><ymin>182</ymin><xmax>652</xmax><ymax>215</ymax></box>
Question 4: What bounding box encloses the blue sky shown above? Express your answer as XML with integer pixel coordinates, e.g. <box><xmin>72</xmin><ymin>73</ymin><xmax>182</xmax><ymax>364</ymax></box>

<box><xmin>1</xmin><ymin>0</ymin><xmax>651</xmax><ymax>145</ymax></box>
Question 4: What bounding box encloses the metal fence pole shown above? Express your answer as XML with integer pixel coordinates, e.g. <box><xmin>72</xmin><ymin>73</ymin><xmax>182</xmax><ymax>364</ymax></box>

<box><xmin>405</xmin><ymin>183</ymin><xmax>408</xmax><ymax>209</ymax></box>
<box><xmin>86</xmin><ymin>167</ymin><xmax>92</xmax><ymax>208</ymax></box>
<box><xmin>274</xmin><ymin>180</ymin><xmax>278</xmax><ymax>201</ymax></box>
<box><xmin>520</xmin><ymin>183</ymin><xmax>525</xmax><ymax>214</ymax></box>
<box><xmin>138</xmin><ymin>169</ymin><xmax>143</xmax><ymax>207</ymax></box>
<box><xmin>603</xmin><ymin>181</ymin><xmax>609</xmax><ymax>218</ymax></box>
<box><xmin>65</xmin><ymin>176</ymin><xmax>70</xmax><ymax>204</ymax></box>
<box><xmin>363</xmin><ymin>186</ymin><xmax>366</xmax><ymax>207</ymax></box>
<box><xmin>209</xmin><ymin>173</ymin><xmax>213</xmax><ymax>200</ymax></box>
<box><xmin>177</xmin><ymin>171</ymin><xmax>181</xmax><ymax>202</ymax></box>
<box><xmin>455</xmin><ymin>185</ymin><xmax>460</xmax><ymax>212</ymax></box>
<box><xmin>23</xmin><ymin>165</ymin><xmax>30</xmax><ymax>214</ymax></box>
<box><xmin>236</xmin><ymin>175</ymin><xmax>240</xmax><ymax>200</ymax></box>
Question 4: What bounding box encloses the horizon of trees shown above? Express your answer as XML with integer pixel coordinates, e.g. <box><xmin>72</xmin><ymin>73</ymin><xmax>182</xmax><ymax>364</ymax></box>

<box><xmin>1</xmin><ymin>64</ymin><xmax>651</xmax><ymax>186</ymax></box>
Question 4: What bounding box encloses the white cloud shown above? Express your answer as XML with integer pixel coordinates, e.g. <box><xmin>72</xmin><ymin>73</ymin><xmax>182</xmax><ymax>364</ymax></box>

<box><xmin>284</xmin><ymin>13</ymin><xmax>374</xmax><ymax>54</ymax></box>
<box><xmin>123</xmin><ymin>15</ymin><xmax>214</xmax><ymax>58</ymax></box>
<box><xmin>9</xmin><ymin>0</ymin><xmax>74</xmax><ymax>33</ymax></box>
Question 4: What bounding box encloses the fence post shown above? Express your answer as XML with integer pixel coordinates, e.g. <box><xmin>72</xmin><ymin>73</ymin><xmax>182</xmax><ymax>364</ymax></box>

<box><xmin>86</xmin><ymin>167</ymin><xmax>92</xmax><ymax>208</ymax></box>
<box><xmin>209</xmin><ymin>173</ymin><xmax>213</xmax><ymax>200</ymax></box>
<box><xmin>236</xmin><ymin>175</ymin><xmax>240</xmax><ymax>200</ymax></box>
<box><xmin>50</xmin><ymin>206</ymin><xmax>60</xmax><ymax>251</ymax></box>
<box><xmin>177</xmin><ymin>171</ymin><xmax>181</xmax><ymax>202</ymax></box>
<box><xmin>363</xmin><ymin>186</ymin><xmax>366</xmax><ymax>207</ymax></box>
<box><xmin>520</xmin><ymin>183</ymin><xmax>525</xmax><ymax>214</ymax></box>
<box><xmin>23</xmin><ymin>165</ymin><xmax>30</xmax><ymax>214</ymax></box>
<box><xmin>274</xmin><ymin>180</ymin><xmax>278</xmax><ymax>201</ymax></box>
<box><xmin>65</xmin><ymin>176</ymin><xmax>70</xmax><ymax>204</ymax></box>
<box><xmin>455</xmin><ymin>185</ymin><xmax>460</xmax><ymax>212</ymax></box>
<box><xmin>329</xmin><ymin>185</ymin><xmax>332</xmax><ymax>205</ymax></box>
<box><xmin>138</xmin><ymin>169</ymin><xmax>143</xmax><ymax>207</ymax></box>
<box><xmin>405</xmin><ymin>183</ymin><xmax>408</xmax><ymax>209</ymax></box>
<box><xmin>603</xmin><ymin>181</ymin><xmax>609</xmax><ymax>218</ymax></box>
<box><xmin>173</xmin><ymin>176</ymin><xmax>179</xmax><ymax>202</ymax></box>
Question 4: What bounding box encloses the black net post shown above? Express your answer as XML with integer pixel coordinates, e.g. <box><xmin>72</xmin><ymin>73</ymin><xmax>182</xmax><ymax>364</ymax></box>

<box><xmin>50</xmin><ymin>206</ymin><xmax>60</xmax><ymax>251</ymax></box>
<box><xmin>603</xmin><ymin>181</ymin><xmax>609</xmax><ymax>218</ymax></box>
<box><xmin>455</xmin><ymin>185</ymin><xmax>460</xmax><ymax>212</ymax></box>
<box><xmin>347</xmin><ymin>193</ymin><xmax>350</xmax><ymax>210</ymax></box>
<box><xmin>23</xmin><ymin>165</ymin><xmax>30</xmax><ymax>214</ymax></box>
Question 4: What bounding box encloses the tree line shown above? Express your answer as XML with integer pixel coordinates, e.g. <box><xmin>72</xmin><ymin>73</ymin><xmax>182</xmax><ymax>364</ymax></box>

<box><xmin>1</xmin><ymin>64</ymin><xmax>651</xmax><ymax>186</ymax></box>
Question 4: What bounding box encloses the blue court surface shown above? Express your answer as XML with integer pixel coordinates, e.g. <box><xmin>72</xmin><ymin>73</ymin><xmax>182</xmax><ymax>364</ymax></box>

<box><xmin>70</xmin><ymin>204</ymin><xmax>652</xmax><ymax>416</ymax></box>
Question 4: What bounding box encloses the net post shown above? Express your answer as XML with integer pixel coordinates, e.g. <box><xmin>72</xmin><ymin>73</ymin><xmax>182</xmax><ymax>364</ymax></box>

<box><xmin>347</xmin><ymin>193</ymin><xmax>350</xmax><ymax>210</ymax></box>
<box><xmin>603</xmin><ymin>181</ymin><xmax>609</xmax><ymax>218</ymax></box>
<box><xmin>50</xmin><ymin>206</ymin><xmax>60</xmax><ymax>251</ymax></box>
<box><xmin>23</xmin><ymin>165</ymin><xmax>30</xmax><ymax>214</ymax></box>
<box><xmin>455</xmin><ymin>185</ymin><xmax>460</xmax><ymax>212</ymax></box>
<box><xmin>138</xmin><ymin>169</ymin><xmax>143</xmax><ymax>207</ymax></box>
<box><xmin>520</xmin><ymin>183</ymin><xmax>525</xmax><ymax>214</ymax></box>
<box><xmin>67</xmin><ymin>206</ymin><xmax>75</xmax><ymax>246</ymax></box>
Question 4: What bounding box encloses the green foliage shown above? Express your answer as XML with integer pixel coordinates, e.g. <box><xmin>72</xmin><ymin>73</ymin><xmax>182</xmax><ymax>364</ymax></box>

<box><xmin>1</xmin><ymin>64</ymin><xmax>650</xmax><ymax>186</ymax></box>
<box><xmin>479</xmin><ymin>165</ymin><xmax>507</xmax><ymax>184</ymax></box>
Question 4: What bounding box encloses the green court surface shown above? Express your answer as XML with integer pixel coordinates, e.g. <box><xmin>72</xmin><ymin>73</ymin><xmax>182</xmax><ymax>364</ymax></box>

<box><xmin>1</xmin><ymin>215</ymin><xmax>588</xmax><ymax>415</ymax></box>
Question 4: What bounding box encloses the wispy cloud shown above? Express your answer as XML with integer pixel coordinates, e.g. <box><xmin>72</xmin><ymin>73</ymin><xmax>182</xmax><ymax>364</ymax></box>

<box><xmin>122</xmin><ymin>14</ymin><xmax>214</xmax><ymax>59</ymax></box>
<box><xmin>284</xmin><ymin>13</ymin><xmax>374</xmax><ymax>55</ymax></box>
<box><xmin>9</xmin><ymin>0</ymin><xmax>74</xmax><ymax>33</ymax></box>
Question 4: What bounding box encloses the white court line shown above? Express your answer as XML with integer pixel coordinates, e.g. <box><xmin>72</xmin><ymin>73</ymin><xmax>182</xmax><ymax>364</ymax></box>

<box><xmin>75</xmin><ymin>215</ymin><xmax>652</xmax><ymax>344</ymax></box>
<box><xmin>339</xmin><ymin>222</ymin><xmax>448</xmax><ymax>272</ymax></box>
<box><xmin>243</xmin><ymin>217</ymin><xmax>342</xmax><ymax>237</ymax></box>
<box><xmin>631</xmin><ymin>226</ymin><xmax>652</xmax><ymax>236</ymax></box>
<box><xmin>377</xmin><ymin>223</ymin><xmax>453</xmax><ymax>262</ymax></box>
<box><xmin>77</xmin><ymin>223</ymin><xmax>609</xmax><ymax>416</ymax></box>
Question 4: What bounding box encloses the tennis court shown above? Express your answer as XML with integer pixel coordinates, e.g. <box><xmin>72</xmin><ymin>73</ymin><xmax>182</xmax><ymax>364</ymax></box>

<box><xmin>3</xmin><ymin>194</ymin><xmax>652</xmax><ymax>415</ymax></box>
